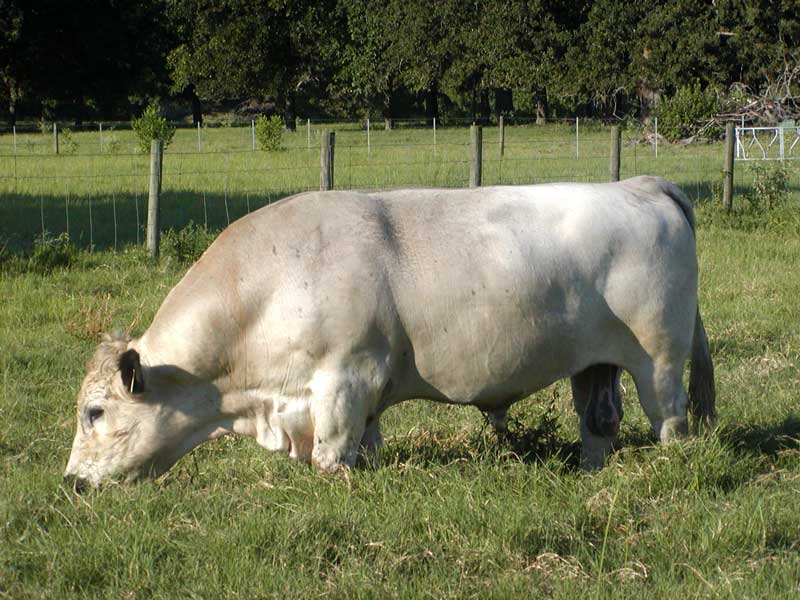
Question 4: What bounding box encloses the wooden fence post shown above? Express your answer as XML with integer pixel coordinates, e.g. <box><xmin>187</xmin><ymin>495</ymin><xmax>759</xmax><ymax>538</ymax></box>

<box><xmin>53</xmin><ymin>123</ymin><xmax>59</xmax><ymax>154</ymax></box>
<box><xmin>320</xmin><ymin>130</ymin><xmax>335</xmax><ymax>191</ymax></box>
<box><xmin>470</xmin><ymin>125</ymin><xmax>482</xmax><ymax>187</ymax></box>
<box><xmin>147</xmin><ymin>140</ymin><xmax>163</xmax><ymax>257</ymax></box>
<box><xmin>499</xmin><ymin>115</ymin><xmax>505</xmax><ymax>158</ymax></box>
<box><xmin>723</xmin><ymin>121</ymin><xmax>735</xmax><ymax>211</ymax></box>
<box><xmin>610</xmin><ymin>125</ymin><xmax>621</xmax><ymax>182</ymax></box>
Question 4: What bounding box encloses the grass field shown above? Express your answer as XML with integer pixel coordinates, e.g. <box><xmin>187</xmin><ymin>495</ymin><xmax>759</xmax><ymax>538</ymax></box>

<box><xmin>0</xmin><ymin>121</ymin><xmax>762</xmax><ymax>252</ymax></box>
<box><xmin>1</xmin><ymin>124</ymin><xmax>800</xmax><ymax>598</ymax></box>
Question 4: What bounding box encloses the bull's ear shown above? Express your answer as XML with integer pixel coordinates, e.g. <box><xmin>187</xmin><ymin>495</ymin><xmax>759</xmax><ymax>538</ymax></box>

<box><xmin>119</xmin><ymin>349</ymin><xmax>145</xmax><ymax>395</ymax></box>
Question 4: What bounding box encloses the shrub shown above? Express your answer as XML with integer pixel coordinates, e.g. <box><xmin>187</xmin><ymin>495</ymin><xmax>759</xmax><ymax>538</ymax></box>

<box><xmin>161</xmin><ymin>221</ymin><xmax>217</xmax><ymax>264</ymax></box>
<box><xmin>747</xmin><ymin>163</ymin><xmax>790</xmax><ymax>212</ymax></box>
<box><xmin>658</xmin><ymin>83</ymin><xmax>721</xmax><ymax>141</ymax></box>
<box><xmin>131</xmin><ymin>102</ymin><xmax>175</xmax><ymax>154</ymax></box>
<box><xmin>27</xmin><ymin>232</ymin><xmax>78</xmax><ymax>273</ymax></box>
<box><xmin>60</xmin><ymin>128</ymin><xmax>78</xmax><ymax>155</ymax></box>
<box><xmin>104</xmin><ymin>130</ymin><xmax>122</xmax><ymax>154</ymax></box>
<box><xmin>255</xmin><ymin>114</ymin><xmax>284</xmax><ymax>151</ymax></box>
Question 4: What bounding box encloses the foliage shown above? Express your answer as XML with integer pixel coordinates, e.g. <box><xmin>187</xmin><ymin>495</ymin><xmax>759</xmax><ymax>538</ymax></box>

<box><xmin>161</xmin><ymin>221</ymin><xmax>217</xmax><ymax>264</ymax></box>
<box><xmin>167</xmin><ymin>0</ymin><xmax>341</xmax><ymax>120</ymax></box>
<box><xmin>27</xmin><ymin>231</ymin><xmax>78</xmax><ymax>273</ymax></box>
<box><xmin>1</xmin><ymin>0</ymin><xmax>170</xmax><ymax>125</ymax></box>
<box><xmin>4</xmin><ymin>0</ymin><xmax>800</xmax><ymax>126</ymax></box>
<box><xmin>60</xmin><ymin>128</ymin><xmax>78</xmax><ymax>155</ymax></box>
<box><xmin>131</xmin><ymin>102</ymin><xmax>175</xmax><ymax>154</ymax></box>
<box><xmin>658</xmin><ymin>83</ymin><xmax>721</xmax><ymax>140</ymax></box>
<box><xmin>103</xmin><ymin>133</ymin><xmax>121</xmax><ymax>154</ymax></box>
<box><xmin>254</xmin><ymin>114</ymin><xmax>284</xmax><ymax>151</ymax></box>
<box><xmin>748</xmin><ymin>162</ymin><xmax>790</xmax><ymax>211</ymax></box>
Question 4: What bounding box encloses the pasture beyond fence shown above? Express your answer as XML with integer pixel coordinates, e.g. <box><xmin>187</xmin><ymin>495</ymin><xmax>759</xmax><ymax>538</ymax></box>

<box><xmin>1</xmin><ymin>119</ymin><xmax>798</xmax><ymax>253</ymax></box>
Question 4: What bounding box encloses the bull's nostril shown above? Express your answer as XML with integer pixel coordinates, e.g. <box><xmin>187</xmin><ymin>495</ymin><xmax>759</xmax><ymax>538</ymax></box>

<box><xmin>63</xmin><ymin>474</ymin><xmax>89</xmax><ymax>494</ymax></box>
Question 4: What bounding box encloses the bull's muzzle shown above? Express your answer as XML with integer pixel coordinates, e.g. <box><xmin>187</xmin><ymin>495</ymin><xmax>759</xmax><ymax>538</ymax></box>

<box><xmin>62</xmin><ymin>474</ymin><xmax>90</xmax><ymax>494</ymax></box>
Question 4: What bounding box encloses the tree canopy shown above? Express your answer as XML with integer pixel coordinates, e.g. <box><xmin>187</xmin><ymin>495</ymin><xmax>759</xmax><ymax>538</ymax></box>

<box><xmin>1</xmin><ymin>0</ymin><xmax>798</xmax><ymax>126</ymax></box>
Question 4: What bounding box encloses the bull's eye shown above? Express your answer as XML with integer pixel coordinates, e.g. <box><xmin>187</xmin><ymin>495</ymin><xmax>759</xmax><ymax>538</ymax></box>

<box><xmin>87</xmin><ymin>407</ymin><xmax>105</xmax><ymax>426</ymax></box>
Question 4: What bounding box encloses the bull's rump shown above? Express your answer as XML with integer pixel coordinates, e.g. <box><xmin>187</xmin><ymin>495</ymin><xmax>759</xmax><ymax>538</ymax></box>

<box><xmin>144</xmin><ymin>178</ymin><xmax>697</xmax><ymax>408</ymax></box>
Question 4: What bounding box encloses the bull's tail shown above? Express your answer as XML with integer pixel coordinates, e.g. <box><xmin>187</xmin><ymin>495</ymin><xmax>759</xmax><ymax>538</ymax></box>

<box><xmin>688</xmin><ymin>307</ymin><xmax>716</xmax><ymax>433</ymax></box>
<box><xmin>656</xmin><ymin>178</ymin><xmax>716</xmax><ymax>431</ymax></box>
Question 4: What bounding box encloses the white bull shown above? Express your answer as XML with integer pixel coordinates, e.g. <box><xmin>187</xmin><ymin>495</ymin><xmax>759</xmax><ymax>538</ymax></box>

<box><xmin>64</xmin><ymin>176</ymin><xmax>715</xmax><ymax>489</ymax></box>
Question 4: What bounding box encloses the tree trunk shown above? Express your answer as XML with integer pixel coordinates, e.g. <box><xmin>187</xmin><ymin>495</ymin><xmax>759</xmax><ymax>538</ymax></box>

<box><xmin>494</xmin><ymin>88</ymin><xmax>514</xmax><ymax>119</ymax></box>
<box><xmin>7</xmin><ymin>80</ymin><xmax>17</xmax><ymax>127</ymax></box>
<box><xmin>383</xmin><ymin>93</ymin><xmax>393</xmax><ymax>130</ymax></box>
<box><xmin>479</xmin><ymin>89</ymin><xmax>490</xmax><ymax>124</ymax></box>
<box><xmin>425</xmin><ymin>83</ymin><xmax>439</xmax><ymax>121</ymax></box>
<box><xmin>285</xmin><ymin>90</ymin><xmax>296</xmax><ymax>131</ymax></box>
<box><xmin>535</xmin><ymin>89</ymin><xmax>548</xmax><ymax>125</ymax></box>
<box><xmin>187</xmin><ymin>85</ymin><xmax>203</xmax><ymax>125</ymax></box>
<box><xmin>74</xmin><ymin>93</ymin><xmax>84</xmax><ymax>127</ymax></box>
<box><xmin>470</xmin><ymin>85</ymin><xmax>480</xmax><ymax>123</ymax></box>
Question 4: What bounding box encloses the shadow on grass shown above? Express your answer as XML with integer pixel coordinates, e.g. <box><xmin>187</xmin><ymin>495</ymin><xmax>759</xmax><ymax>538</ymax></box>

<box><xmin>381</xmin><ymin>410</ymin><xmax>800</xmax><ymax>471</ymax></box>
<box><xmin>0</xmin><ymin>189</ymin><xmax>305</xmax><ymax>252</ymax></box>
<box><xmin>382</xmin><ymin>408</ymin><xmax>584</xmax><ymax>472</ymax></box>
<box><xmin>719</xmin><ymin>415</ymin><xmax>800</xmax><ymax>457</ymax></box>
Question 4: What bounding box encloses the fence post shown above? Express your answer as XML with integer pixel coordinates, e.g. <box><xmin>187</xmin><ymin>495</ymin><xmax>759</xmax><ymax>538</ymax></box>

<box><xmin>320</xmin><ymin>130</ymin><xmax>335</xmax><ymax>191</ymax></box>
<box><xmin>53</xmin><ymin>123</ymin><xmax>59</xmax><ymax>154</ymax></box>
<box><xmin>251</xmin><ymin>120</ymin><xmax>256</xmax><ymax>151</ymax></box>
<box><xmin>470</xmin><ymin>124</ymin><xmax>482</xmax><ymax>187</ymax></box>
<box><xmin>197</xmin><ymin>122</ymin><xmax>201</xmax><ymax>152</ymax></box>
<box><xmin>307</xmin><ymin>118</ymin><xmax>311</xmax><ymax>149</ymax></box>
<box><xmin>433</xmin><ymin>117</ymin><xmax>437</xmax><ymax>155</ymax></box>
<box><xmin>499</xmin><ymin>115</ymin><xmax>505</xmax><ymax>158</ymax></box>
<box><xmin>99</xmin><ymin>123</ymin><xmax>103</xmax><ymax>153</ymax></box>
<box><xmin>654</xmin><ymin>117</ymin><xmax>658</xmax><ymax>158</ymax></box>
<box><xmin>610</xmin><ymin>125</ymin><xmax>621</xmax><ymax>182</ymax></box>
<box><xmin>147</xmin><ymin>140</ymin><xmax>163</xmax><ymax>257</ymax></box>
<box><xmin>367</xmin><ymin>118</ymin><xmax>371</xmax><ymax>157</ymax></box>
<box><xmin>723</xmin><ymin>122</ymin><xmax>735</xmax><ymax>211</ymax></box>
<box><xmin>12</xmin><ymin>125</ymin><xmax>16</xmax><ymax>155</ymax></box>
<box><xmin>575</xmin><ymin>117</ymin><xmax>579</xmax><ymax>158</ymax></box>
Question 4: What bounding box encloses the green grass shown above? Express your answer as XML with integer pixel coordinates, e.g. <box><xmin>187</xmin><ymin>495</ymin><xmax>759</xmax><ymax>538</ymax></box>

<box><xmin>1</xmin><ymin>125</ymin><xmax>800</xmax><ymax>598</ymax></box>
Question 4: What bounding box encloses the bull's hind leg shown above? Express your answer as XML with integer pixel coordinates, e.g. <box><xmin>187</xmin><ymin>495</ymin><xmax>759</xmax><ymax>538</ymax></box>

<box><xmin>572</xmin><ymin>364</ymin><xmax>623</xmax><ymax>470</ymax></box>
<box><xmin>630</xmin><ymin>360</ymin><xmax>689</xmax><ymax>443</ymax></box>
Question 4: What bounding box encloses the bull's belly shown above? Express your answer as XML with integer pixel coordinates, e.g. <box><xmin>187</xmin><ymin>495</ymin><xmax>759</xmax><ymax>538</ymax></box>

<box><xmin>402</xmin><ymin>325</ymin><xmax>581</xmax><ymax>409</ymax></box>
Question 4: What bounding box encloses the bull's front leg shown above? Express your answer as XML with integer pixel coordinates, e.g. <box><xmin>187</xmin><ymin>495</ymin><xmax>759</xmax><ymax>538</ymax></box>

<box><xmin>571</xmin><ymin>364</ymin><xmax>623</xmax><ymax>470</ymax></box>
<box><xmin>358</xmin><ymin>416</ymin><xmax>383</xmax><ymax>467</ymax></box>
<box><xmin>309</xmin><ymin>371</ymin><xmax>374</xmax><ymax>473</ymax></box>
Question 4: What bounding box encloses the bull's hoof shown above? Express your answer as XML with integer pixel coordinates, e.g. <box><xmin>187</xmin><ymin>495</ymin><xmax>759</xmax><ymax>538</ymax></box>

<box><xmin>311</xmin><ymin>446</ymin><xmax>357</xmax><ymax>473</ymax></box>
<box><xmin>580</xmin><ymin>447</ymin><xmax>610</xmax><ymax>471</ymax></box>
<box><xmin>658</xmin><ymin>417</ymin><xmax>689</xmax><ymax>443</ymax></box>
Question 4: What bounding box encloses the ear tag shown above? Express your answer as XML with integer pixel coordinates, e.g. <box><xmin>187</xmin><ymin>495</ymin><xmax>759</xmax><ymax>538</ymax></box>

<box><xmin>130</xmin><ymin>368</ymin><xmax>136</xmax><ymax>393</ymax></box>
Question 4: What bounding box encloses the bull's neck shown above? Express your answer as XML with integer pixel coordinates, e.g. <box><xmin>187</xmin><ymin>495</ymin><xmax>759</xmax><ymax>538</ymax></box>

<box><xmin>135</xmin><ymin>335</ymin><xmax>313</xmax><ymax>458</ymax></box>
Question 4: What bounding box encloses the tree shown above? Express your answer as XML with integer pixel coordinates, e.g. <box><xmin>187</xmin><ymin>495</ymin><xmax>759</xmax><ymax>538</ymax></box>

<box><xmin>0</xmin><ymin>1</ymin><xmax>25</xmax><ymax>125</ymax></box>
<box><xmin>477</xmin><ymin>0</ymin><xmax>575</xmax><ymax>122</ymax></box>
<box><xmin>334</xmin><ymin>0</ymin><xmax>415</xmax><ymax>127</ymax></box>
<box><xmin>633</xmin><ymin>0</ymin><xmax>724</xmax><ymax>97</ymax></box>
<box><xmin>716</xmin><ymin>0</ymin><xmax>800</xmax><ymax>91</ymax></box>
<box><xmin>167</xmin><ymin>0</ymin><xmax>342</xmax><ymax>127</ymax></box>
<box><xmin>563</xmin><ymin>0</ymin><xmax>647</xmax><ymax>117</ymax></box>
<box><xmin>1</xmin><ymin>0</ymin><xmax>171</xmax><ymax>125</ymax></box>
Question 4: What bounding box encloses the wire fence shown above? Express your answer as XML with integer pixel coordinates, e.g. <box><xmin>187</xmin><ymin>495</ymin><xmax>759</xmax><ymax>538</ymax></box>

<box><xmin>1</xmin><ymin>119</ymin><xmax>798</xmax><ymax>252</ymax></box>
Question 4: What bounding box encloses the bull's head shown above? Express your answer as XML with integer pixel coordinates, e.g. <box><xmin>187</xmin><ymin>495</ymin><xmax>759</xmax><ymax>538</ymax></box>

<box><xmin>63</xmin><ymin>334</ymin><xmax>216</xmax><ymax>491</ymax></box>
